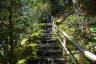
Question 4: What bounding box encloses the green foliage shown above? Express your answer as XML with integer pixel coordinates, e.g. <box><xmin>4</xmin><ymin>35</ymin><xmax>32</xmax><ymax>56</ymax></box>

<box><xmin>0</xmin><ymin>0</ymin><xmax>51</xmax><ymax>63</ymax></box>
<box><xmin>78</xmin><ymin>0</ymin><xmax>96</xmax><ymax>16</ymax></box>
<box><xmin>56</xmin><ymin>2</ymin><xmax>96</xmax><ymax>62</ymax></box>
<box><xmin>66</xmin><ymin>14</ymin><xmax>79</xmax><ymax>25</ymax></box>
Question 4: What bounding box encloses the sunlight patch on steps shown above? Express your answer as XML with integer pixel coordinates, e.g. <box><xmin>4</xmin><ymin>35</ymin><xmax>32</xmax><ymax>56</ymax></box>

<box><xmin>17</xmin><ymin>59</ymin><xmax>26</xmax><ymax>64</ymax></box>
<box><xmin>21</xmin><ymin>38</ymin><xmax>28</xmax><ymax>45</ymax></box>
<box><xmin>54</xmin><ymin>16</ymin><xmax>64</xmax><ymax>23</ymax></box>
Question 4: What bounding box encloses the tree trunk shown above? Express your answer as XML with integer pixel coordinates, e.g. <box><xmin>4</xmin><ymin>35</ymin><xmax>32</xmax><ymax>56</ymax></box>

<box><xmin>8</xmin><ymin>0</ymin><xmax>16</xmax><ymax>64</ymax></box>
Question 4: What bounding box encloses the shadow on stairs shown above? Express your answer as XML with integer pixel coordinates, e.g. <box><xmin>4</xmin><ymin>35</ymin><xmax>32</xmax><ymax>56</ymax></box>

<box><xmin>26</xmin><ymin>21</ymin><xmax>66</xmax><ymax>64</ymax></box>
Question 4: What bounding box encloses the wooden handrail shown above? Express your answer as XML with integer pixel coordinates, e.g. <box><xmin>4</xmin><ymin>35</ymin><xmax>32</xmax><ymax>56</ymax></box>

<box><xmin>56</xmin><ymin>34</ymin><xmax>78</xmax><ymax>64</ymax></box>
<box><xmin>53</xmin><ymin>23</ymin><xmax>96</xmax><ymax>61</ymax></box>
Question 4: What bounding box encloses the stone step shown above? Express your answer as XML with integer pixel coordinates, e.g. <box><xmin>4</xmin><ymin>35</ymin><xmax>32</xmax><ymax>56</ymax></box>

<box><xmin>40</xmin><ymin>37</ymin><xmax>52</xmax><ymax>40</ymax></box>
<box><xmin>39</xmin><ymin>46</ymin><xmax>59</xmax><ymax>49</ymax></box>
<box><xmin>46</xmin><ymin>40</ymin><xmax>57</xmax><ymax>43</ymax></box>
<box><xmin>43</xmin><ymin>27</ymin><xmax>52</xmax><ymax>30</ymax></box>
<box><xmin>26</xmin><ymin>57</ymin><xmax>66</xmax><ymax>64</ymax></box>
<box><xmin>45</xmin><ymin>25</ymin><xmax>52</xmax><ymax>28</ymax></box>
<box><xmin>40</xmin><ymin>40</ymin><xmax>56</xmax><ymax>44</ymax></box>
<box><xmin>38</xmin><ymin>43</ymin><xmax>55</xmax><ymax>47</ymax></box>
<box><xmin>47</xmin><ymin>57</ymin><xmax>66</xmax><ymax>60</ymax></box>
<box><xmin>37</xmin><ymin>52</ymin><xmax>62</xmax><ymax>57</ymax></box>
<box><xmin>53</xmin><ymin>58</ymin><xmax>66</xmax><ymax>64</ymax></box>
<box><xmin>42</xmin><ymin>34</ymin><xmax>53</xmax><ymax>37</ymax></box>
<box><xmin>41</xmin><ymin>34</ymin><xmax>55</xmax><ymax>37</ymax></box>
<box><xmin>41</xmin><ymin>37</ymin><xmax>57</xmax><ymax>39</ymax></box>
<box><xmin>38</xmin><ymin>44</ymin><xmax>59</xmax><ymax>49</ymax></box>
<box><xmin>41</xmin><ymin>37</ymin><xmax>56</xmax><ymax>42</ymax></box>
<box><xmin>39</xmin><ymin>49</ymin><xmax>62</xmax><ymax>53</ymax></box>
<box><xmin>36</xmin><ymin>57</ymin><xmax>66</xmax><ymax>61</ymax></box>
<box><xmin>44</xmin><ymin>31</ymin><xmax>53</xmax><ymax>33</ymax></box>
<box><xmin>43</xmin><ymin>33</ymin><xmax>53</xmax><ymax>35</ymax></box>
<box><xmin>43</xmin><ymin>28</ymin><xmax>52</xmax><ymax>31</ymax></box>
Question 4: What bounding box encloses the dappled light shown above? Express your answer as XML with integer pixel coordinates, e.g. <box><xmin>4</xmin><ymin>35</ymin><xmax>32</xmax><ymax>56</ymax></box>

<box><xmin>0</xmin><ymin>0</ymin><xmax>96</xmax><ymax>64</ymax></box>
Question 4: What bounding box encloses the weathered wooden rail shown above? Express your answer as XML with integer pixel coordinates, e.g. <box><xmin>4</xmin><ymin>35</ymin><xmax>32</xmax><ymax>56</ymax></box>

<box><xmin>52</xmin><ymin>22</ymin><xmax>96</xmax><ymax>64</ymax></box>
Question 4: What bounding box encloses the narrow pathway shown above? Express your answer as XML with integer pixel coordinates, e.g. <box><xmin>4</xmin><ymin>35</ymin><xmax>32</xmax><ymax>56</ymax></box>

<box><xmin>26</xmin><ymin>17</ymin><xmax>66</xmax><ymax>64</ymax></box>
<box><xmin>36</xmin><ymin>21</ymin><xmax>66</xmax><ymax>64</ymax></box>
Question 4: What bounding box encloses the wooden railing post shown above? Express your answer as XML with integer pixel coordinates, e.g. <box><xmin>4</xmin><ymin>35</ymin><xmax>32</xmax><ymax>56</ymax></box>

<box><xmin>79</xmin><ymin>52</ymin><xmax>85</xmax><ymax>64</ymax></box>
<box><xmin>52</xmin><ymin>21</ymin><xmax>57</xmax><ymax>33</ymax></box>
<box><xmin>51</xmin><ymin>59</ymin><xmax>54</xmax><ymax>64</ymax></box>
<box><xmin>63</xmin><ymin>37</ymin><xmax>67</xmax><ymax>55</ymax></box>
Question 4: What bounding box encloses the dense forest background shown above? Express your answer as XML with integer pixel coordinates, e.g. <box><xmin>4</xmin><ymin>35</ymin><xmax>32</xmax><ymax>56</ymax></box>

<box><xmin>0</xmin><ymin>0</ymin><xmax>96</xmax><ymax>64</ymax></box>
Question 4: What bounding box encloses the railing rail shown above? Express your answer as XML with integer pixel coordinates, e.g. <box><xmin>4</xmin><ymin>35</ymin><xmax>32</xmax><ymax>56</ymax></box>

<box><xmin>52</xmin><ymin>22</ymin><xmax>96</xmax><ymax>64</ymax></box>
<box><xmin>56</xmin><ymin>34</ymin><xmax>78</xmax><ymax>64</ymax></box>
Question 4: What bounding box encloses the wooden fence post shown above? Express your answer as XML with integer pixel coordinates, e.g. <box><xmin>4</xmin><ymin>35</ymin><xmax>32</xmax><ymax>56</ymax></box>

<box><xmin>79</xmin><ymin>52</ymin><xmax>85</xmax><ymax>64</ymax></box>
<box><xmin>63</xmin><ymin>37</ymin><xmax>67</xmax><ymax>55</ymax></box>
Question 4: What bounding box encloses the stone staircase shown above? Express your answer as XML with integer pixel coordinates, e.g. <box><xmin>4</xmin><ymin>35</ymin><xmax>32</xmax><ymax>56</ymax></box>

<box><xmin>36</xmin><ymin>22</ymin><xmax>66</xmax><ymax>64</ymax></box>
<box><xmin>26</xmin><ymin>22</ymin><xmax>66</xmax><ymax>64</ymax></box>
